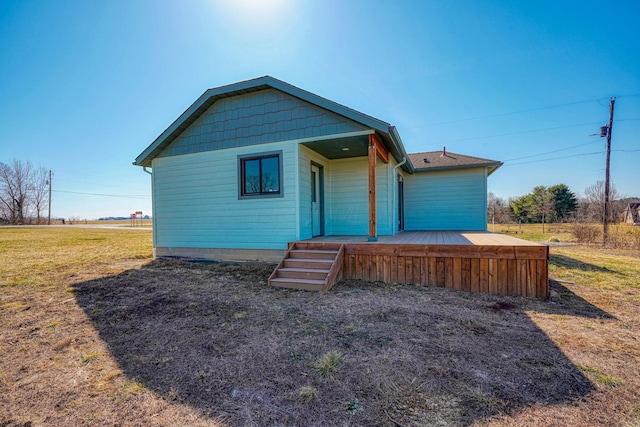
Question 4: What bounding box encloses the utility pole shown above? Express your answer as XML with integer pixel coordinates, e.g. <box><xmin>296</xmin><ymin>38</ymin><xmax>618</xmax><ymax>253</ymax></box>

<box><xmin>47</xmin><ymin>170</ymin><xmax>52</xmax><ymax>225</ymax></box>
<box><xmin>603</xmin><ymin>97</ymin><xmax>616</xmax><ymax>245</ymax></box>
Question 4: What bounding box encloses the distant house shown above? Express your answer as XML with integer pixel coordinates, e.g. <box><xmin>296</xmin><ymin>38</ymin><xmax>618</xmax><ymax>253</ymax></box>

<box><xmin>623</xmin><ymin>202</ymin><xmax>640</xmax><ymax>224</ymax></box>
<box><xmin>134</xmin><ymin>76</ymin><xmax>502</xmax><ymax>262</ymax></box>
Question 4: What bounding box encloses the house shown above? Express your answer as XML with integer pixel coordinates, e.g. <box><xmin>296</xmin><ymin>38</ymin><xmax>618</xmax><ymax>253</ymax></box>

<box><xmin>134</xmin><ymin>76</ymin><xmax>502</xmax><ymax>263</ymax></box>
<box><xmin>623</xmin><ymin>202</ymin><xmax>640</xmax><ymax>224</ymax></box>
<box><xmin>134</xmin><ymin>77</ymin><xmax>549</xmax><ymax>298</ymax></box>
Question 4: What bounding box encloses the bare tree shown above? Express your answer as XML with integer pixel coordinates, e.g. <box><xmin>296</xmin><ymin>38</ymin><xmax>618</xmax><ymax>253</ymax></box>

<box><xmin>31</xmin><ymin>167</ymin><xmax>49</xmax><ymax>224</ymax></box>
<box><xmin>583</xmin><ymin>180</ymin><xmax>620</xmax><ymax>223</ymax></box>
<box><xmin>487</xmin><ymin>192</ymin><xmax>513</xmax><ymax>225</ymax></box>
<box><xmin>488</xmin><ymin>192</ymin><xmax>499</xmax><ymax>226</ymax></box>
<box><xmin>0</xmin><ymin>159</ymin><xmax>49</xmax><ymax>224</ymax></box>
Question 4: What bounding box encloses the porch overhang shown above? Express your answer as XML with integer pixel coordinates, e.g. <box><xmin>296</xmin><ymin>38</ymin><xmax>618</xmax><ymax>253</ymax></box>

<box><xmin>299</xmin><ymin>129</ymin><xmax>405</xmax><ymax>168</ymax></box>
<box><xmin>300</xmin><ymin>130</ymin><xmax>373</xmax><ymax>159</ymax></box>
<box><xmin>300</xmin><ymin>131</ymin><xmax>393</xmax><ymax>243</ymax></box>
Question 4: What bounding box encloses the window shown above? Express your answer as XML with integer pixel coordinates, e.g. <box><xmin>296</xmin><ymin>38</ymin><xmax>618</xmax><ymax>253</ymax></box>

<box><xmin>239</xmin><ymin>152</ymin><xmax>282</xmax><ymax>197</ymax></box>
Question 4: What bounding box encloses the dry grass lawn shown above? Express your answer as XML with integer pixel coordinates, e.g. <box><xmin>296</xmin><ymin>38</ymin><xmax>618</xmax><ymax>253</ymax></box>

<box><xmin>1</xmin><ymin>227</ymin><xmax>639</xmax><ymax>426</ymax></box>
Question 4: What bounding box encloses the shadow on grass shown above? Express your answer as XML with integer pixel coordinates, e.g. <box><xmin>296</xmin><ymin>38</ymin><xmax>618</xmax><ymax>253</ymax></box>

<box><xmin>73</xmin><ymin>260</ymin><xmax>596</xmax><ymax>426</ymax></box>
<box><xmin>550</xmin><ymin>254</ymin><xmax>621</xmax><ymax>275</ymax></box>
<box><xmin>537</xmin><ymin>280</ymin><xmax>617</xmax><ymax>320</ymax></box>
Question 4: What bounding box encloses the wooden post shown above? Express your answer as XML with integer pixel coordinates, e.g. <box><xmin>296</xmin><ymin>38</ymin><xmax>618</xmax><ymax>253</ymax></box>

<box><xmin>372</xmin><ymin>134</ymin><xmax>389</xmax><ymax>164</ymax></box>
<box><xmin>368</xmin><ymin>134</ymin><xmax>377</xmax><ymax>241</ymax></box>
<box><xmin>603</xmin><ymin>97</ymin><xmax>615</xmax><ymax>245</ymax></box>
<box><xmin>47</xmin><ymin>170</ymin><xmax>52</xmax><ymax>225</ymax></box>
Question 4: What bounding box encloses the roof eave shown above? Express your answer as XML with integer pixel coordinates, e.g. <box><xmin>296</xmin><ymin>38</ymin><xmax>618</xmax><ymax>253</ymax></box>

<box><xmin>413</xmin><ymin>162</ymin><xmax>503</xmax><ymax>174</ymax></box>
<box><xmin>134</xmin><ymin>87</ymin><xmax>221</xmax><ymax>167</ymax></box>
<box><xmin>487</xmin><ymin>162</ymin><xmax>503</xmax><ymax>176</ymax></box>
<box><xmin>388</xmin><ymin>126</ymin><xmax>414</xmax><ymax>173</ymax></box>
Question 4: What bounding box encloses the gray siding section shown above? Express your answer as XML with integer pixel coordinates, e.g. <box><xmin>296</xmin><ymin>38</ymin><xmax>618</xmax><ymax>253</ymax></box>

<box><xmin>404</xmin><ymin>168</ymin><xmax>488</xmax><ymax>231</ymax></box>
<box><xmin>159</xmin><ymin>89</ymin><xmax>367</xmax><ymax>158</ymax></box>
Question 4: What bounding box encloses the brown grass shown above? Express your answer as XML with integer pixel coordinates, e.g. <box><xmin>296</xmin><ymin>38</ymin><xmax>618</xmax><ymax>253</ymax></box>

<box><xmin>492</xmin><ymin>221</ymin><xmax>640</xmax><ymax>251</ymax></box>
<box><xmin>490</xmin><ymin>222</ymin><xmax>575</xmax><ymax>243</ymax></box>
<box><xmin>569</xmin><ymin>223</ymin><xmax>640</xmax><ymax>250</ymax></box>
<box><xmin>1</xmin><ymin>227</ymin><xmax>639</xmax><ymax>426</ymax></box>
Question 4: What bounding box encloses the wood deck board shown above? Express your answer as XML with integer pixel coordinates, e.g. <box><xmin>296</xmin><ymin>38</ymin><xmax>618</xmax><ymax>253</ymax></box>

<box><xmin>303</xmin><ymin>231</ymin><xmax>544</xmax><ymax>246</ymax></box>
<box><xmin>292</xmin><ymin>231</ymin><xmax>548</xmax><ymax>298</ymax></box>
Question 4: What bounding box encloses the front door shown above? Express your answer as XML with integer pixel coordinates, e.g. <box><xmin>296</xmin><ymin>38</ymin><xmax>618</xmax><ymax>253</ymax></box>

<box><xmin>311</xmin><ymin>164</ymin><xmax>323</xmax><ymax>236</ymax></box>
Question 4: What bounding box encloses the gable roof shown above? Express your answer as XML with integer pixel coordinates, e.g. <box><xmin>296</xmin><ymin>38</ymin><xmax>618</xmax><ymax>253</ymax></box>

<box><xmin>625</xmin><ymin>202</ymin><xmax>640</xmax><ymax>214</ymax></box>
<box><xmin>625</xmin><ymin>202</ymin><xmax>640</xmax><ymax>223</ymax></box>
<box><xmin>408</xmin><ymin>148</ymin><xmax>503</xmax><ymax>175</ymax></box>
<box><xmin>134</xmin><ymin>76</ymin><xmax>411</xmax><ymax>170</ymax></box>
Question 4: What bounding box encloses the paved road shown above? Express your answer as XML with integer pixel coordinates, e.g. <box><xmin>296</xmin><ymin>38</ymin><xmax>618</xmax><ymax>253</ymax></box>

<box><xmin>0</xmin><ymin>224</ymin><xmax>151</xmax><ymax>230</ymax></box>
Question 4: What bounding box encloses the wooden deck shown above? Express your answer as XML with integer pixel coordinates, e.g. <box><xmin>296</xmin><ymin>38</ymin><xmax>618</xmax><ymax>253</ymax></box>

<box><xmin>294</xmin><ymin>231</ymin><xmax>549</xmax><ymax>298</ymax></box>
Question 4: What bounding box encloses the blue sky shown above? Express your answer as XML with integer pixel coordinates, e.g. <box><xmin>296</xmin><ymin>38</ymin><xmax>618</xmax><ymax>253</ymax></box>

<box><xmin>1</xmin><ymin>0</ymin><xmax>638</xmax><ymax>219</ymax></box>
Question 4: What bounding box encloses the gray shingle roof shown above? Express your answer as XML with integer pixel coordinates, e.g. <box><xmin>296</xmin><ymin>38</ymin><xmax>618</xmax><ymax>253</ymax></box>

<box><xmin>408</xmin><ymin>148</ymin><xmax>502</xmax><ymax>175</ymax></box>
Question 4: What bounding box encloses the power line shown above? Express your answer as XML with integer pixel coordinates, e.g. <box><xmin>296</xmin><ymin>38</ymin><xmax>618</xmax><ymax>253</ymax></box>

<box><xmin>405</xmin><ymin>93</ymin><xmax>640</xmax><ymax>129</ymax></box>
<box><xmin>502</xmin><ymin>151</ymin><xmax>603</xmax><ymax>167</ymax></box>
<box><xmin>436</xmin><ymin>121</ymin><xmax>602</xmax><ymax>145</ymax></box>
<box><xmin>407</xmin><ymin>98</ymin><xmax>604</xmax><ymax>129</ymax></box>
<box><xmin>53</xmin><ymin>190</ymin><xmax>151</xmax><ymax>199</ymax></box>
<box><xmin>502</xmin><ymin>140</ymin><xmax>600</xmax><ymax>161</ymax></box>
<box><xmin>413</xmin><ymin>94</ymin><xmax>640</xmax><ymax>168</ymax></box>
<box><xmin>53</xmin><ymin>178</ymin><xmax>149</xmax><ymax>192</ymax></box>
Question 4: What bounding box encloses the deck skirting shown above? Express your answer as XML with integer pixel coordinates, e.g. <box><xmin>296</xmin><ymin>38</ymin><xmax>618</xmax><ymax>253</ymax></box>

<box><xmin>294</xmin><ymin>241</ymin><xmax>549</xmax><ymax>298</ymax></box>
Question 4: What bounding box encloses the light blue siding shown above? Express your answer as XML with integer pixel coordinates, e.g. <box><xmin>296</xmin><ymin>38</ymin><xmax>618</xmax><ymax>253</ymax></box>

<box><xmin>152</xmin><ymin>141</ymin><xmax>298</xmax><ymax>250</ymax></box>
<box><xmin>298</xmin><ymin>146</ymin><xmax>329</xmax><ymax>240</ymax></box>
<box><xmin>327</xmin><ymin>158</ymin><xmax>368</xmax><ymax>235</ymax></box>
<box><xmin>324</xmin><ymin>157</ymin><xmax>395</xmax><ymax>236</ymax></box>
<box><xmin>404</xmin><ymin>168</ymin><xmax>488</xmax><ymax>231</ymax></box>
<box><xmin>159</xmin><ymin>89</ymin><xmax>367</xmax><ymax>158</ymax></box>
<box><xmin>144</xmin><ymin>81</ymin><xmax>496</xmax><ymax>257</ymax></box>
<box><xmin>378</xmin><ymin>157</ymin><xmax>400</xmax><ymax>235</ymax></box>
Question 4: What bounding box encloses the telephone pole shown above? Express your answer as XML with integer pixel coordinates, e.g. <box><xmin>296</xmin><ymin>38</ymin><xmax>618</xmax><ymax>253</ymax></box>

<box><xmin>603</xmin><ymin>97</ymin><xmax>615</xmax><ymax>244</ymax></box>
<box><xmin>47</xmin><ymin>170</ymin><xmax>52</xmax><ymax>225</ymax></box>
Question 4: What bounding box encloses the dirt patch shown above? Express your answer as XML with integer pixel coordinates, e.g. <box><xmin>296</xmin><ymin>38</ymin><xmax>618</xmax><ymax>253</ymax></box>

<box><xmin>2</xmin><ymin>240</ymin><xmax>640</xmax><ymax>426</ymax></box>
<box><xmin>59</xmin><ymin>261</ymin><xmax>596</xmax><ymax>425</ymax></box>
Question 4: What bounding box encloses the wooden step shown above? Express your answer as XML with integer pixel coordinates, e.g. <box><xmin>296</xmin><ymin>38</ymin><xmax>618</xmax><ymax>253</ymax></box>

<box><xmin>268</xmin><ymin>243</ymin><xmax>345</xmax><ymax>292</ymax></box>
<box><xmin>288</xmin><ymin>249</ymin><xmax>338</xmax><ymax>260</ymax></box>
<box><xmin>269</xmin><ymin>277</ymin><xmax>326</xmax><ymax>291</ymax></box>
<box><xmin>283</xmin><ymin>258</ymin><xmax>334</xmax><ymax>269</ymax></box>
<box><xmin>277</xmin><ymin>267</ymin><xmax>330</xmax><ymax>280</ymax></box>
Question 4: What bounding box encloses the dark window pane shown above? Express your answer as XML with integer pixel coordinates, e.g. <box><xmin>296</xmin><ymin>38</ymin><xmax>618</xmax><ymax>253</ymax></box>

<box><xmin>240</xmin><ymin>153</ymin><xmax>281</xmax><ymax>197</ymax></box>
<box><xmin>244</xmin><ymin>159</ymin><xmax>260</xmax><ymax>194</ymax></box>
<box><xmin>261</xmin><ymin>156</ymin><xmax>279</xmax><ymax>193</ymax></box>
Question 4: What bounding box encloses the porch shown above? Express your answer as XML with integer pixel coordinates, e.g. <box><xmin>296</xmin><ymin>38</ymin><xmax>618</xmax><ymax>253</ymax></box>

<box><xmin>270</xmin><ymin>231</ymin><xmax>549</xmax><ymax>298</ymax></box>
